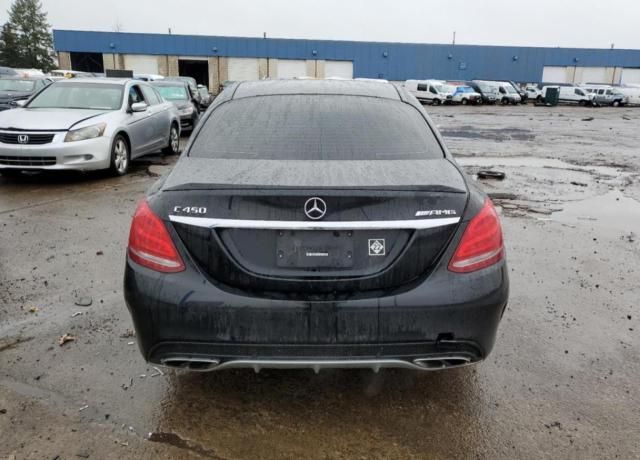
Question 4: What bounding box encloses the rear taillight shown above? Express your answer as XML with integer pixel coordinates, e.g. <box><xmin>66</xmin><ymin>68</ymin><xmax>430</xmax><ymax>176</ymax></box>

<box><xmin>127</xmin><ymin>200</ymin><xmax>185</xmax><ymax>273</ymax></box>
<box><xmin>448</xmin><ymin>199</ymin><xmax>504</xmax><ymax>273</ymax></box>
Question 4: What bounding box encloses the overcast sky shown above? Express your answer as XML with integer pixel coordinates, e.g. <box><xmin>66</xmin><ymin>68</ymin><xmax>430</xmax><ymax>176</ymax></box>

<box><xmin>1</xmin><ymin>0</ymin><xmax>638</xmax><ymax>49</ymax></box>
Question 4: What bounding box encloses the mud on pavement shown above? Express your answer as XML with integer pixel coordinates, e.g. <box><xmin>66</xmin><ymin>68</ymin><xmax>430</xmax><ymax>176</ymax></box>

<box><xmin>1</xmin><ymin>106</ymin><xmax>639</xmax><ymax>459</ymax></box>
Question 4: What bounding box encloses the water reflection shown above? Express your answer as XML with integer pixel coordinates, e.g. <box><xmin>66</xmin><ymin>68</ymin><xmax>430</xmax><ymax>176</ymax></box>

<box><xmin>154</xmin><ymin>367</ymin><xmax>491</xmax><ymax>459</ymax></box>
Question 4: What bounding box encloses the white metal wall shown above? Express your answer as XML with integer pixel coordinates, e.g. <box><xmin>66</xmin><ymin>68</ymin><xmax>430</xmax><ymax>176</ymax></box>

<box><xmin>542</xmin><ymin>66</ymin><xmax>569</xmax><ymax>83</ymax></box>
<box><xmin>621</xmin><ymin>68</ymin><xmax>640</xmax><ymax>84</ymax></box>
<box><xmin>228</xmin><ymin>58</ymin><xmax>260</xmax><ymax>81</ymax></box>
<box><xmin>325</xmin><ymin>61</ymin><xmax>354</xmax><ymax>79</ymax></box>
<box><xmin>579</xmin><ymin>67</ymin><xmax>609</xmax><ymax>84</ymax></box>
<box><xmin>123</xmin><ymin>55</ymin><xmax>159</xmax><ymax>75</ymax></box>
<box><xmin>277</xmin><ymin>59</ymin><xmax>307</xmax><ymax>79</ymax></box>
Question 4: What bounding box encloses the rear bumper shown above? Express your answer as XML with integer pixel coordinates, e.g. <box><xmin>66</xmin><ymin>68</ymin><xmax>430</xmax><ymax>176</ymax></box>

<box><xmin>124</xmin><ymin>253</ymin><xmax>509</xmax><ymax>371</ymax></box>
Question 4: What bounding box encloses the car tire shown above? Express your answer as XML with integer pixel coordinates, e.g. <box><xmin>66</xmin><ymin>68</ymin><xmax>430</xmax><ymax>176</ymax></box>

<box><xmin>162</xmin><ymin>123</ymin><xmax>180</xmax><ymax>155</ymax></box>
<box><xmin>536</xmin><ymin>95</ymin><xmax>543</xmax><ymax>103</ymax></box>
<box><xmin>612</xmin><ymin>100</ymin><xmax>620</xmax><ymax>107</ymax></box>
<box><xmin>432</xmin><ymin>99</ymin><xmax>441</xmax><ymax>106</ymax></box>
<box><xmin>109</xmin><ymin>134</ymin><xmax>130</xmax><ymax>176</ymax></box>
<box><xmin>461</xmin><ymin>98</ymin><xmax>469</xmax><ymax>105</ymax></box>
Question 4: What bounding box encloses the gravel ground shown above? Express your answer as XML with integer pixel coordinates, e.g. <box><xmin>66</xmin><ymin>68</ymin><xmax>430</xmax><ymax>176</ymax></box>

<box><xmin>0</xmin><ymin>105</ymin><xmax>638</xmax><ymax>459</ymax></box>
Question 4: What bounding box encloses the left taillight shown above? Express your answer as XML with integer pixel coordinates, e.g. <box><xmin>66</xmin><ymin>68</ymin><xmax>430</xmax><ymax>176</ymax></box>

<box><xmin>448</xmin><ymin>198</ymin><xmax>504</xmax><ymax>273</ymax></box>
<box><xmin>127</xmin><ymin>200</ymin><xmax>185</xmax><ymax>273</ymax></box>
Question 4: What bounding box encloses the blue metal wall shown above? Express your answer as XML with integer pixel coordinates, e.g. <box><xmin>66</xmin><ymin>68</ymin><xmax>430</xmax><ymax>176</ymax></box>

<box><xmin>53</xmin><ymin>30</ymin><xmax>640</xmax><ymax>82</ymax></box>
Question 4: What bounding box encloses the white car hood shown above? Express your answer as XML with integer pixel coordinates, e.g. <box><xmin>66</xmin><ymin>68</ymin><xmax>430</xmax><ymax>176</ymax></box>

<box><xmin>0</xmin><ymin>108</ymin><xmax>109</xmax><ymax>131</ymax></box>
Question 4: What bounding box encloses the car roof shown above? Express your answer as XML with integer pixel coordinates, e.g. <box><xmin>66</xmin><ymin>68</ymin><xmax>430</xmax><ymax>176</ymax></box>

<box><xmin>150</xmin><ymin>80</ymin><xmax>188</xmax><ymax>86</ymax></box>
<box><xmin>232</xmin><ymin>79</ymin><xmax>400</xmax><ymax>101</ymax></box>
<box><xmin>0</xmin><ymin>75</ymin><xmax>48</xmax><ymax>81</ymax></box>
<box><xmin>55</xmin><ymin>78</ymin><xmax>132</xmax><ymax>86</ymax></box>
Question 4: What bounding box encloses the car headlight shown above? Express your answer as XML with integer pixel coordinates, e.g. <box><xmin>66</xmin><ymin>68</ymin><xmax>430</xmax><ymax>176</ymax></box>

<box><xmin>64</xmin><ymin>123</ymin><xmax>106</xmax><ymax>142</ymax></box>
<box><xmin>179</xmin><ymin>106</ymin><xmax>194</xmax><ymax>116</ymax></box>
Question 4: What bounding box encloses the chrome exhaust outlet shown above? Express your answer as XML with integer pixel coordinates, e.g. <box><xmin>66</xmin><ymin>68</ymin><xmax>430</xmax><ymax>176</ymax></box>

<box><xmin>413</xmin><ymin>356</ymin><xmax>473</xmax><ymax>370</ymax></box>
<box><xmin>160</xmin><ymin>357</ymin><xmax>220</xmax><ymax>372</ymax></box>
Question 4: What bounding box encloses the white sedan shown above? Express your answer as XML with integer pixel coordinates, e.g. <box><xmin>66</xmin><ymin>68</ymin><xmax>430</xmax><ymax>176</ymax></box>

<box><xmin>0</xmin><ymin>78</ymin><xmax>180</xmax><ymax>176</ymax></box>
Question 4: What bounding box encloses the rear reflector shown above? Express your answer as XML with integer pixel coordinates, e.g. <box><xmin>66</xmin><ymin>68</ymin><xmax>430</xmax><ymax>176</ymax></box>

<box><xmin>127</xmin><ymin>200</ymin><xmax>185</xmax><ymax>273</ymax></box>
<box><xmin>448</xmin><ymin>199</ymin><xmax>504</xmax><ymax>273</ymax></box>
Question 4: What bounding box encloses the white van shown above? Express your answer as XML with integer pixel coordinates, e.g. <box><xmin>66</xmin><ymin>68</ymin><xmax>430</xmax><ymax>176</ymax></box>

<box><xmin>404</xmin><ymin>80</ymin><xmax>454</xmax><ymax>105</ymax></box>
<box><xmin>473</xmin><ymin>80</ymin><xmax>521</xmax><ymax>105</ymax></box>
<box><xmin>541</xmin><ymin>85</ymin><xmax>595</xmax><ymax>105</ymax></box>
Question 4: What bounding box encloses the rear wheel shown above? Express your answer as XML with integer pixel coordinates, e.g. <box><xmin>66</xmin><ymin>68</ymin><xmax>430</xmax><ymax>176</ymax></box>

<box><xmin>162</xmin><ymin>123</ymin><xmax>180</xmax><ymax>155</ymax></box>
<box><xmin>432</xmin><ymin>99</ymin><xmax>441</xmax><ymax>106</ymax></box>
<box><xmin>578</xmin><ymin>100</ymin><xmax>586</xmax><ymax>106</ymax></box>
<box><xmin>461</xmin><ymin>98</ymin><xmax>469</xmax><ymax>105</ymax></box>
<box><xmin>109</xmin><ymin>134</ymin><xmax>130</xmax><ymax>176</ymax></box>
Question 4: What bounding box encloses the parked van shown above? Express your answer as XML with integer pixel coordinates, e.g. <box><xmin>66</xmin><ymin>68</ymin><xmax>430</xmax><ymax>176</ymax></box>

<box><xmin>581</xmin><ymin>85</ymin><xmax>628</xmax><ymax>106</ymax></box>
<box><xmin>616</xmin><ymin>86</ymin><xmax>640</xmax><ymax>105</ymax></box>
<box><xmin>466</xmin><ymin>81</ymin><xmax>498</xmax><ymax>104</ymax></box>
<box><xmin>541</xmin><ymin>85</ymin><xmax>595</xmax><ymax>105</ymax></box>
<box><xmin>474</xmin><ymin>80</ymin><xmax>521</xmax><ymax>105</ymax></box>
<box><xmin>404</xmin><ymin>80</ymin><xmax>454</xmax><ymax>105</ymax></box>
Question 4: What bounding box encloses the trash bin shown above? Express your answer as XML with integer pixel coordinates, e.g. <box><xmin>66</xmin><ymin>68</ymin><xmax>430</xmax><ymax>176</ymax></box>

<box><xmin>545</xmin><ymin>87</ymin><xmax>560</xmax><ymax>106</ymax></box>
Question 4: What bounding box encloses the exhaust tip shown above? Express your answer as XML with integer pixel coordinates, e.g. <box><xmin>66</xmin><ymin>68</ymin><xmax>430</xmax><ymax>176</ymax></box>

<box><xmin>413</xmin><ymin>356</ymin><xmax>472</xmax><ymax>370</ymax></box>
<box><xmin>161</xmin><ymin>357</ymin><xmax>220</xmax><ymax>371</ymax></box>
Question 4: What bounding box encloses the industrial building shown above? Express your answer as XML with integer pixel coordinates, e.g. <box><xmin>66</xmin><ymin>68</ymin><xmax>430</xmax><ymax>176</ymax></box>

<box><xmin>53</xmin><ymin>30</ymin><xmax>640</xmax><ymax>93</ymax></box>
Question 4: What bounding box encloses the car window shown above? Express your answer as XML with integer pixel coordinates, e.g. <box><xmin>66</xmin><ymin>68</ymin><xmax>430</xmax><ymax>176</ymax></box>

<box><xmin>129</xmin><ymin>85</ymin><xmax>145</xmax><ymax>105</ymax></box>
<box><xmin>140</xmin><ymin>85</ymin><xmax>160</xmax><ymax>105</ymax></box>
<box><xmin>417</xmin><ymin>83</ymin><xmax>427</xmax><ymax>92</ymax></box>
<box><xmin>598</xmin><ymin>89</ymin><xmax>605</xmax><ymax>94</ymax></box>
<box><xmin>429</xmin><ymin>86</ymin><xmax>437</xmax><ymax>94</ymax></box>
<box><xmin>155</xmin><ymin>85</ymin><xmax>189</xmax><ymax>101</ymax></box>
<box><xmin>606</xmin><ymin>90</ymin><xmax>613</xmax><ymax>95</ymax></box>
<box><xmin>190</xmin><ymin>95</ymin><xmax>444</xmax><ymax>161</ymax></box>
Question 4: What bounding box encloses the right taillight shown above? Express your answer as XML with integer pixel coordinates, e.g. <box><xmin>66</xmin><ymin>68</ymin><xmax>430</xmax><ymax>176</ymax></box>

<box><xmin>448</xmin><ymin>198</ymin><xmax>504</xmax><ymax>273</ymax></box>
<box><xmin>127</xmin><ymin>200</ymin><xmax>185</xmax><ymax>273</ymax></box>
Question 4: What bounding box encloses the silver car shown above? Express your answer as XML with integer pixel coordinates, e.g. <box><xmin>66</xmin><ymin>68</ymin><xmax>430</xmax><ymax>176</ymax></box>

<box><xmin>0</xmin><ymin>78</ymin><xmax>180</xmax><ymax>176</ymax></box>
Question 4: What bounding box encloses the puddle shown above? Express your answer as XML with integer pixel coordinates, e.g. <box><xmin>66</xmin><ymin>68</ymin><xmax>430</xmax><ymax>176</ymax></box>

<box><xmin>552</xmin><ymin>190</ymin><xmax>640</xmax><ymax>233</ymax></box>
<box><xmin>456</xmin><ymin>156</ymin><xmax>622</xmax><ymax>177</ymax></box>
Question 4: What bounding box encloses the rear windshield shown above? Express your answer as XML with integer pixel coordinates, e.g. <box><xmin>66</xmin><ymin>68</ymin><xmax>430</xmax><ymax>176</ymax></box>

<box><xmin>189</xmin><ymin>95</ymin><xmax>444</xmax><ymax>160</ymax></box>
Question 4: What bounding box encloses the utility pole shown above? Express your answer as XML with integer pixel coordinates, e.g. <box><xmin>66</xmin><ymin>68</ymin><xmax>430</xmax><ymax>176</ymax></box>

<box><xmin>452</xmin><ymin>31</ymin><xmax>456</xmax><ymax>46</ymax></box>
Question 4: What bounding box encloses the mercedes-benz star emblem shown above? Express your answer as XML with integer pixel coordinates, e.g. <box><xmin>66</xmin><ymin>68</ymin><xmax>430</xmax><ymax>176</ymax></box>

<box><xmin>304</xmin><ymin>197</ymin><xmax>327</xmax><ymax>220</ymax></box>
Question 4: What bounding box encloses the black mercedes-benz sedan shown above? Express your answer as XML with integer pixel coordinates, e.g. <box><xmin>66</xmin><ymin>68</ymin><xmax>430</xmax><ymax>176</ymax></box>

<box><xmin>124</xmin><ymin>79</ymin><xmax>509</xmax><ymax>373</ymax></box>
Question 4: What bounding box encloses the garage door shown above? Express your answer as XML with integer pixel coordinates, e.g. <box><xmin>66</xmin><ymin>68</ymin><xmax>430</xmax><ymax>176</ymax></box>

<box><xmin>277</xmin><ymin>60</ymin><xmax>307</xmax><ymax>79</ymax></box>
<box><xmin>325</xmin><ymin>61</ymin><xmax>353</xmax><ymax>79</ymax></box>
<box><xmin>580</xmin><ymin>67</ymin><xmax>609</xmax><ymax>84</ymax></box>
<box><xmin>621</xmin><ymin>68</ymin><xmax>640</xmax><ymax>84</ymax></box>
<box><xmin>542</xmin><ymin>66</ymin><xmax>569</xmax><ymax>84</ymax></box>
<box><xmin>123</xmin><ymin>55</ymin><xmax>159</xmax><ymax>75</ymax></box>
<box><xmin>228</xmin><ymin>58</ymin><xmax>259</xmax><ymax>81</ymax></box>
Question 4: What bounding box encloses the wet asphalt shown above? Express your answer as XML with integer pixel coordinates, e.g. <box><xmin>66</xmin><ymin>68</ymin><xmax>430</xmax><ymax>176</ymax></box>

<box><xmin>0</xmin><ymin>106</ymin><xmax>639</xmax><ymax>459</ymax></box>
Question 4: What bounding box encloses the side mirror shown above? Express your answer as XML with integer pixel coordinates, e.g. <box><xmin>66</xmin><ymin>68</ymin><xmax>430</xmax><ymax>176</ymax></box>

<box><xmin>130</xmin><ymin>102</ymin><xmax>148</xmax><ymax>113</ymax></box>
